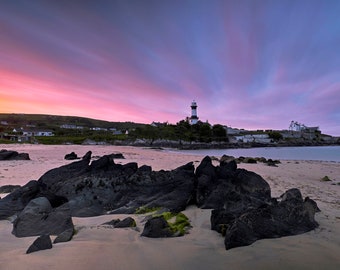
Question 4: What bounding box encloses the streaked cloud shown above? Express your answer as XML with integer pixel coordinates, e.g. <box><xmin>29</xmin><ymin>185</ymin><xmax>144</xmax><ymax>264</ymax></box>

<box><xmin>0</xmin><ymin>0</ymin><xmax>339</xmax><ymax>135</ymax></box>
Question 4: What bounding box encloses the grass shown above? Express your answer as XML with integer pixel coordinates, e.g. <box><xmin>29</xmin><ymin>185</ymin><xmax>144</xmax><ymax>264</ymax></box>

<box><xmin>154</xmin><ymin>212</ymin><xmax>191</xmax><ymax>236</ymax></box>
<box><xmin>321</xmin><ymin>175</ymin><xmax>332</xmax><ymax>182</ymax></box>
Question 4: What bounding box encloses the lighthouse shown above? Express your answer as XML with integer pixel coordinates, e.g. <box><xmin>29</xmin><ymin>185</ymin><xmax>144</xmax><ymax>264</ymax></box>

<box><xmin>189</xmin><ymin>100</ymin><xmax>199</xmax><ymax>125</ymax></box>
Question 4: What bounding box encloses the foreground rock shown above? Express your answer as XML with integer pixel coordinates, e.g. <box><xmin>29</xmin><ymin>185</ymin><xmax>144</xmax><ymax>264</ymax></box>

<box><xmin>12</xmin><ymin>197</ymin><xmax>74</xmax><ymax>237</ymax></box>
<box><xmin>26</xmin><ymin>235</ymin><xmax>52</xmax><ymax>254</ymax></box>
<box><xmin>0</xmin><ymin>149</ymin><xmax>30</xmax><ymax>160</ymax></box>
<box><xmin>211</xmin><ymin>189</ymin><xmax>319</xmax><ymax>249</ymax></box>
<box><xmin>0</xmin><ymin>153</ymin><xmax>319</xmax><ymax>249</ymax></box>
<box><xmin>36</xmin><ymin>151</ymin><xmax>195</xmax><ymax>216</ymax></box>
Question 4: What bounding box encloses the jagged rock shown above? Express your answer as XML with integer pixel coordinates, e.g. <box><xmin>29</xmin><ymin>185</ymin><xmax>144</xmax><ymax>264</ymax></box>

<box><xmin>26</xmin><ymin>235</ymin><xmax>52</xmax><ymax>254</ymax></box>
<box><xmin>12</xmin><ymin>197</ymin><xmax>74</xmax><ymax>237</ymax></box>
<box><xmin>36</xmin><ymin>152</ymin><xmax>195</xmax><ymax>216</ymax></box>
<box><xmin>0</xmin><ymin>180</ymin><xmax>68</xmax><ymax>219</ymax></box>
<box><xmin>141</xmin><ymin>216</ymin><xmax>172</xmax><ymax>238</ymax></box>
<box><xmin>196</xmin><ymin>156</ymin><xmax>271</xmax><ymax>210</ymax></box>
<box><xmin>0</xmin><ymin>150</ymin><xmax>30</xmax><ymax>160</ymax></box>
<box><xmin>0</xmin><ymin>180</ymin><xmax>40</xmax><ymax>219</ymax></box>
<box><xmin>0</xmin><ymin>151</ymin><xmax>320</xmax><ymax>250</ymax></box>
<box><xmin>53</xmin><ymin>228</ymin><xmax>74</xmax><ymax>244</ymax></box>
<box><xmin>211</xmin><ymin>188</ymin><xmax>320</xmax><ymax>250</ymax></box>
<box><xmin>64</xmin><ymin>152</ymin><xmax>78</xmax><ymax>160</ymax></box>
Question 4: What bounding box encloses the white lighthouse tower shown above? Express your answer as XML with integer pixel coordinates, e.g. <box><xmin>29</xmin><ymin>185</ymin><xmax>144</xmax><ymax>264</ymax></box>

<box><xmin>189</xmin><ymin>100</ymin><xmax>199</xmax><ymax>125</ymax></box>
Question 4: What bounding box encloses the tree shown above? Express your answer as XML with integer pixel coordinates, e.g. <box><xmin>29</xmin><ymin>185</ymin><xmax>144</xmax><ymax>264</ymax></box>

<box><xmin>268</xmin><ymin>131</ymin><xmax>283</xmax><ymax>141</ymax></box>
<box><xmin>212</xmin><ymin>124</ymin><xmax>227</xmax><ymax>141</ymax></box>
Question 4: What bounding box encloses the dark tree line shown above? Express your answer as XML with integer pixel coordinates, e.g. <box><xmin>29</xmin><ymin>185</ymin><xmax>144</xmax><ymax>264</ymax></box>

<box><xmin>129</xmin><ymin>119</ymin><xmax>228</xmax><ymax>143</ymax></box>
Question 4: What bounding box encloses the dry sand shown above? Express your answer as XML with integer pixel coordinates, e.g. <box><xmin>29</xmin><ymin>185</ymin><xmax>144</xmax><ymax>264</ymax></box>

<box><xmin>0</xmin><ymin>144</ymin><xmax>339</xmax><ymax>270</ymax></box>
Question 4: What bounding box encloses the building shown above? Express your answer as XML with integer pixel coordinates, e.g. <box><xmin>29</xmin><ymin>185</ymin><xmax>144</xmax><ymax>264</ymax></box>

<box><xmin>22</xmin><ymin>129</ymin><xmax>54</xmax><ymax>137</ymax></box>
<box><xmin>189</xmin><ymin>100</ymin><xmax>199</xmax><ymax>125</ymax></box>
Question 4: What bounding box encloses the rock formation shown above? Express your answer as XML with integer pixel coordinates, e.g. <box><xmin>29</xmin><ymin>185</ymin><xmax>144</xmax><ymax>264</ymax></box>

<box><xmin>0</xmin><ymin>152</ymin><xmax>319</xmax><ymax>250</ymax></box>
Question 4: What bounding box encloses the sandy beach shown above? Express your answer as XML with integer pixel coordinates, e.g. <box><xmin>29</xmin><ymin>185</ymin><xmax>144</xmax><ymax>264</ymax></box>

<box><xmin>0</xmin><ymin>144</ymin><xmax>339</xmax><ymax>270</ymax></box>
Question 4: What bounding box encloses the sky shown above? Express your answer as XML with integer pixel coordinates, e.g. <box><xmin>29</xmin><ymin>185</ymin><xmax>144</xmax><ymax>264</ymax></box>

<box><xmin>0</xmin><ymin>0</ymin><xmax>339</xmax><ymax>135</ymax></box>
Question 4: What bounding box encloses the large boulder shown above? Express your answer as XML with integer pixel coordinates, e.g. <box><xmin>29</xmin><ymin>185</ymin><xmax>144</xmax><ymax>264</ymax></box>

<box><xmin>0</xmin><ymin>180</ymin><xmax>68</xmax><ymax>219</ymax></box>
<box><xmin>12</xmin><ymin>197</ymin><xmax>74</xmax><ymax>237</ymax></box>
<box><xmin>211</xmin><ymin>188</ymin><xmax>320</xmax><ymax>250</ymax></box>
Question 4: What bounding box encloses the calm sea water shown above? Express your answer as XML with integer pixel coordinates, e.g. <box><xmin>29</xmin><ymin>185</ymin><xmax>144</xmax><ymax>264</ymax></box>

<box><xmin>170</xmin><ymin>146</ymin><xmax>340</xmax><ymax>162</ymax></box>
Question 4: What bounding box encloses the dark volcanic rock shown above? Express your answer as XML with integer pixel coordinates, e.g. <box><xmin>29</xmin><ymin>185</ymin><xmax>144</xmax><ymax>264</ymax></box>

<box><xmin>211</xmin><ymin>188</ymin><xmax>320</xmax><ymax>250</ymax></box>
<box><xmin>26</xmin><ymin>235</ymin><xmax>52</xmax><ymax>254</ymax></box>
<box><xmin>0</xmin><ymin>180</ymin><xmax>68</xmax><ymax>219</ymax></box>
<box><xmin>36</xmin><ymin>152</ymin><xmax>195</xmax><ymax>216</ymax></box>
<box><xmin>0</xmin><ymin>150</ymin><xmax>30</xmax><ymax>160</ymax></box>
<box><xmin>141</xmin><ymin>216</ymin><xmax>172</xmax><ymax>238</ymax></box>
<box><xmin>12</xmin><ymin>197</ymin><xmax>74</xmax><ymax>237</ymax></box>
<box><xmin>64</xmin><ymin>152</ymin><xmax>78</xmax><ymax>160</ymax></box>
<box><xmin>0</xmin><ymin>180</ymin><xmax>40</xmax><ymax>219</ymax></box>
<box><xmin>0</xmin><ymin>151</ymin><xmax>320</xmax><ymax>250</ymax></box>
<box><xmin>196</xmin><ymin>156</ymin><xmax>271</xmax><ymax>210</ymax></box>
<box><xmin>54</xmin><ymin>228</ymin><xmax>74</xmax><ymax>244</ymax></box>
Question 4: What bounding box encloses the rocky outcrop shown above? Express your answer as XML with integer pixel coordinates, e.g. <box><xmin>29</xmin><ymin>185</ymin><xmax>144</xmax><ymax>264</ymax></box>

<box><xmin>211</xmin><ymin>189</ymin><xmax>320</xmax><ymax>250</ymax></box>
<box><xmin>195</xmin><ymin>156</ymin><xmax>271</xmax><ymax>210</ymax></box>
<box><xmin>36</xmin><ymin>152</ymin><xmax>195</xmax><ymax>216</ymax></box>
<box><xmin>0</xmin><ymin>152</ymin><xmax>319</xmax><ymax>249</ymax></box>
<box><xmin>0</xmin><ymin>150</ymin><xmax>30</xmax><ymax>160</ymax></box>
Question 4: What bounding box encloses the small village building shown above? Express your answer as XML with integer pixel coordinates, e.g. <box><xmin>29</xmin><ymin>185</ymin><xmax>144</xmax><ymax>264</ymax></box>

<box><xmin>22</xmin><ymin>129</ymin><xmax>54</xmax><ymax>137</ymax></box>
<box><xmin>232</xmin><ymin>134</ymin><xmax>271</xmax><ymax>143</ymax></box>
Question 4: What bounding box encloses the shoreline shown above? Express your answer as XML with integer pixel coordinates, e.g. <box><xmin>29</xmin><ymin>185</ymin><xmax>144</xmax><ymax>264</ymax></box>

<box><xmin>0</xmin><ymin>144</ymin><xmax>339</xmax><ymax>269</ymax></box>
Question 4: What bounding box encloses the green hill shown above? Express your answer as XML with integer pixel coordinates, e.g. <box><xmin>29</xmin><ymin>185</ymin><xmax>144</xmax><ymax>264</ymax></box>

<box><xmin>0</xmin><ymin>113</ymin><xmax>146</xmax><ymax>131</ymax></box>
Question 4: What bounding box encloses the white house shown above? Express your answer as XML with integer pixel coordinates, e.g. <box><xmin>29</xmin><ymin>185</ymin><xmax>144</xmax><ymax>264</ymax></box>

<box><xmin>22</xmin><ymin>130</ymin><xmax>54</xmax><ymax>137</ymax></box>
